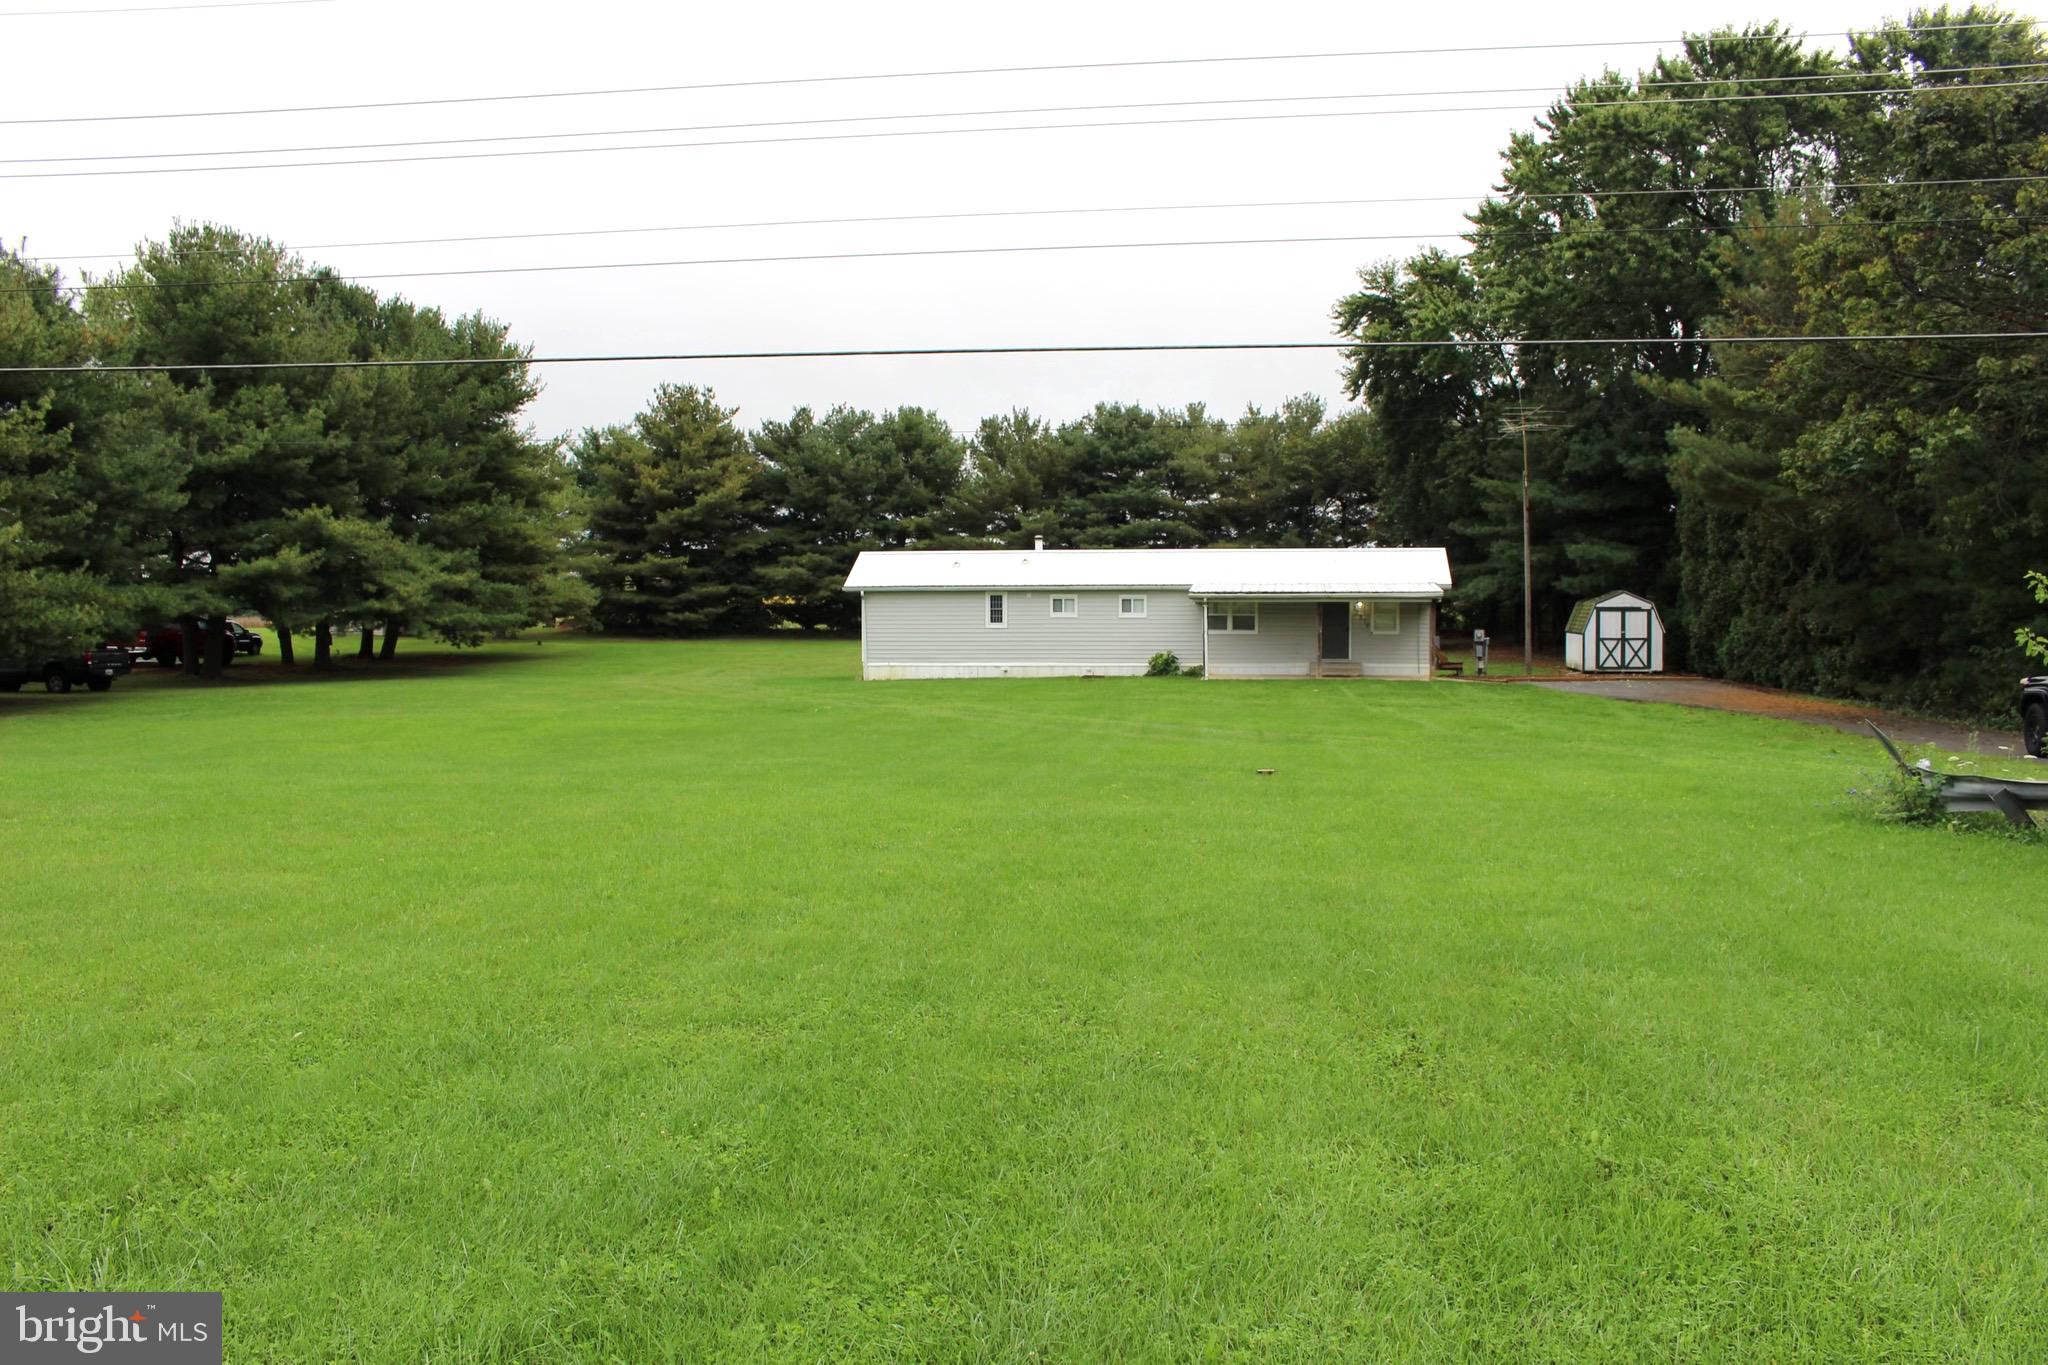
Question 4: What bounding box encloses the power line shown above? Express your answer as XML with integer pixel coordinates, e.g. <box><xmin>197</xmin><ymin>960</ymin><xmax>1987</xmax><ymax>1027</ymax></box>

<box><xmin>9</xmin><ymin>77</ymin><xmax>2046</xmax><ymax>181</ymax></box>
<box><xmin>18</xmin><ymin>235</ymin><xmax>1523</xmax><ymax>294</ymax></box>
<box><xmin>0</xmin><ymin>0</ymin><xmax>328</xmax><ymax>13</ymax></box>
<box><xmin>2</xmin><ymin>18</ymin><xmax>2034</xmax><ymax>126</ymax></box>
<box><xmin>5</xmin><ymin>332</ymin><xmax>2046</xmax><ymax>376</ymax></box>
<box><xmin>25</xmin><ymin>175</ymin><xmax>2048</xmax><ymax>264</ymax></box>
<box><xmin>13</xmin><ymin>65</ymin><xmax>2045</xmax><ymax>169</ymax></box>
<box><xmin>1569</xmin><ymin>75</ymin><xmax>2048</xmax><ymax>108</ymax></box>
<box><xmin>17</xmin><ymin>216</ymin><xmax>2043</xmax><ymax>297</ymax></box>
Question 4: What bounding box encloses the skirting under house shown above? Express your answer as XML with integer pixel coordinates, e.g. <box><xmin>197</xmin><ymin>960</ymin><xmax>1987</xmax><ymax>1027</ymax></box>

<box><xmin>843</xmin><ymin>546</ymin><xmax>1454</xmax><ymax>680</ymax></box>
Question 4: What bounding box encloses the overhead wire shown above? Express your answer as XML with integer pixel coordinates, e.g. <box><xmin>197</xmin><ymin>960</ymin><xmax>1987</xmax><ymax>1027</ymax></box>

<box><xmin>4</xmin><ymin>21</ymin><xmax>2038</xmax><ymax>375</ymax></box>
<box><xmin>24</xmin><ymin>174</ymin><xmax>2048</xmax><ymax>264</ymax></box>
<box><xmin>0</xmin><ymin>0</ymin><xmax>328</xmax><ymax>13</ymax></box>
<box><xmin>6</xmin><ymin>332</ymin><xmax>2048</xmax><ymax>377</ymax></box>
<box><xmin>11</xmin><ymin>212</ymin><xmax>2042</xmax><ymax>298</ymax></box>
<box><xmin>11</xmin><ymin>64</ymin><xmax>2046</xmax><ymax>169</ymax></box>
<box><xmin>9</xmin><ymin>76</ymin><xmax>2046</xmax><ymax>180</ymax></box>
<box><xmin>2</xmin><ymin>17</ymin><xmax>2033</xmax><ymax>125</ymax></box>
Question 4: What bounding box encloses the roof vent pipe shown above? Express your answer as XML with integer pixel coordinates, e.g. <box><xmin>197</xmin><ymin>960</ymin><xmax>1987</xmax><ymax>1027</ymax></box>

<box><xmin>1034</xmin><ymin>535</ymin><xmax>1045</xmax><ymax>551</ymax></box>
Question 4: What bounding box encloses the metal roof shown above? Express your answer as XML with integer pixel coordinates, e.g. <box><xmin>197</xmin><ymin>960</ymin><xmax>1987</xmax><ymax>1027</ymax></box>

<box><xmin>1188</xmin><ymin>582</ymin><xmax>1450</xmax><ymax>599</ymax></box>
<box><xmin>843</xmin><ymin>547</ymin><xmax>1453</xmax><ymax>596</ymax></box>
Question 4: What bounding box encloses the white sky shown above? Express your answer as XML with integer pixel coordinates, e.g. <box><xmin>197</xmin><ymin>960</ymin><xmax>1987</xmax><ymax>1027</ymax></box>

<box><xmin>4</xmin><ymin>0</ymin><xmax>1954</xmax><ymax>441</ymax></box>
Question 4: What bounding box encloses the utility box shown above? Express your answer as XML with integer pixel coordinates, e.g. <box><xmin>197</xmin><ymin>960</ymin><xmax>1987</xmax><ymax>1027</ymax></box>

<box><xmin>1472</xmin><ymin>629</ymin><xmax>1488</xmax><ymax>676</ymax></box>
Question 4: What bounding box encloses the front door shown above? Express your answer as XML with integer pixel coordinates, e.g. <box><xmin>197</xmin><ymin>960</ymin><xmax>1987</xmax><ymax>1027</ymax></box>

<box><xmin>1595</xmin><ymin>607</ymin><xmax>1651</xmax><ymax>670</ymax></box>
<box><xmin>1319</xmin><ymin>602</ymin><xmax>1351</xmax><ymax>660</ymax></box>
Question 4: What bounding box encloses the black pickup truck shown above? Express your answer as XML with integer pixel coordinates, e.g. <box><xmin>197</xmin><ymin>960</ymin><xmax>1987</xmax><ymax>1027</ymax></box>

<box><xmin>2025</xmin><ymin>676</ymin><xmax>2048</xmax><ymax>758</ymax></box>
<box><xmin>0</xmin><ymin>647</ymin><xmax>130</xmax><ymax>694</ymax></box>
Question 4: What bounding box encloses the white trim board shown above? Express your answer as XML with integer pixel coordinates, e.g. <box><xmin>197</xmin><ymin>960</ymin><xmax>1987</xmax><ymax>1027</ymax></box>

<box><xmin>864</xmin><ymin>661</ymin><xmax>1152</xmax><ymax>679</ymax></box>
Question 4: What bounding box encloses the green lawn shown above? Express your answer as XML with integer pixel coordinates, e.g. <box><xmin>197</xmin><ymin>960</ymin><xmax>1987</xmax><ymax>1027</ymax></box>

<box><xmin>2</xmin><ymin>638</ymin><xmax>2042</xmax><ymax>1362</ymax></box>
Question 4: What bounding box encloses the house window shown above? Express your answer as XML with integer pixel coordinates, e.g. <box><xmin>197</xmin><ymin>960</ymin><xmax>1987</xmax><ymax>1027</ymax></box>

<box><xmin>1050</xmin><ymin>595</ymin><xmax>1078</xmax><ymax>619</ymax></box>
<box><xmin>1371</xmin><ymin>601</ymin><xmax>1400</xmax><ymax>635</ymax></box>
<box><xmin>986</xmin><ymin>592</ymin><xmax>1007</xmax><ymax>627</ymax></box>
<box><xmin>1119</xmin><ymin>595</ymin><xmax>1147</xmax><ymax>618</ymax></box>
<box><xmin>1206</xmin><ymin>603</ymin><xmax>1257</xmax><ymax>633</ymax></box>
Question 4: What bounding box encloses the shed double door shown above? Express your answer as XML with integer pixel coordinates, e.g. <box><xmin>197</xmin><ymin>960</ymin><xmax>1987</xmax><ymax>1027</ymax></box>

<box><xmin>1595</xmin><ymin>607</ymin><xmax>1651</xmax><ymax>670</ymax></box>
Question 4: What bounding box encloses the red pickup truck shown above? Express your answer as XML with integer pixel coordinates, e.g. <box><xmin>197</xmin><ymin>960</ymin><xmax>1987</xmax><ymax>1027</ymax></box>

<box><xmin>128</xmin><ymin>620</ymin><xmax>264</xmax><ymax>667</ymax></box>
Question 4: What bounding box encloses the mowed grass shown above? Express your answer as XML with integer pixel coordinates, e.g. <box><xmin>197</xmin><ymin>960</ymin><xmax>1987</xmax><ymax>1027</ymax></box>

<box><xmin>1</xmin><ymin>638</ymin><xmax>2042</xmax><ymax>1363</ymax></box>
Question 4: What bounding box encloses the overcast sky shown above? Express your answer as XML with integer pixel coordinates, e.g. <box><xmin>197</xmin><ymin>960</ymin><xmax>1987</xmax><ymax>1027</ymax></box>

<box><xmin>6</xmin><ymin>0</ymin><xmax>1960</xmax><ymax>441</ymax></box>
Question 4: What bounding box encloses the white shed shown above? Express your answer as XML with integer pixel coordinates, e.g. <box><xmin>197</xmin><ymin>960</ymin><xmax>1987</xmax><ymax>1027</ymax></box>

<box><xmin>1564</xmin><ymin>590</ymin><xmax>1666</xmax><ymax>673</ymax></box>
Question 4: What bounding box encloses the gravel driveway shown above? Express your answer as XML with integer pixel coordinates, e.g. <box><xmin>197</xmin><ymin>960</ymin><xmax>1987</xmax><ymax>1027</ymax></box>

<box><xmin>1531</xmin><ymin>677</ymin><xmax>2019</xmax><ymax>756</ymax></box>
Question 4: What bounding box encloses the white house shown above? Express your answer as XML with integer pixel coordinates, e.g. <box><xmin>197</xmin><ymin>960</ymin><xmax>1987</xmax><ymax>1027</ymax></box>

<box><xmin>843</xmin><ymin>546</ymin><xmax>1454</xmax><ymax>680</ymax></box>
<box><xmin>1563</xmin><ymin>590</ymin><xmax>1666</xmax><ymax>672</ymax></box>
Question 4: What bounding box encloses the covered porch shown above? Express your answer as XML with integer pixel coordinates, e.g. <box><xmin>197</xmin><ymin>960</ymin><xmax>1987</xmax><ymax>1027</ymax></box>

<box><xmin>1194</xmin><ymin>593</ymin><xmax>1440</xmax><ymax>679</ymax></box>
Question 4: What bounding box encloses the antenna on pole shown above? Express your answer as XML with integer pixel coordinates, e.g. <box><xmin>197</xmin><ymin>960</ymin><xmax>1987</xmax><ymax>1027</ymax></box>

<box><xmin>1499</xmin><ymin>403</ymin><xmax>1564</xmax><ymax>678</ymax></box>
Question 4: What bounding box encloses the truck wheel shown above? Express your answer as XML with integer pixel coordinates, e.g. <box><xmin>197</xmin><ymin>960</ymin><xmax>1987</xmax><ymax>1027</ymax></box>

<box><xmin>2025</xmin><ymin>703</ymin><xmax>2047</xmax><ymax>759</ymax></box>
<box><xmin>155</xmin><ymin>649</ymin><xmax>178</xmax><ymax>667</ymax></box>
<box><xmin>86</xmin><ymin>676</ymin><xmax>113</xmax><ymax>692</ymax></box>
<box><xmin>42</xmin><ymin>666</ymin><xmax>72</xmax><ymax>694</ymax></box>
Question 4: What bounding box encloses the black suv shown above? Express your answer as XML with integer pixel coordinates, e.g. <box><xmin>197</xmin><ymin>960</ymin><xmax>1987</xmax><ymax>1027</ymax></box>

<box><xmin>1</xmin><ymin>647</ymin><xmax>129</xmax><ymax>693</ymax></box>
<box><xmin>2025</xmin><ymin>676</ymin><xmax>2048</xmax><ymax>757</ymax></box>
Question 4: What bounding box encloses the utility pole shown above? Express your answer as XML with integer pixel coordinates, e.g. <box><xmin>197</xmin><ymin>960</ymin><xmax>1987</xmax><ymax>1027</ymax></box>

<box><xmin>1499</xmin><ymin>404</ymin><xmax>1561</xmax><ymax>677</ymax></box>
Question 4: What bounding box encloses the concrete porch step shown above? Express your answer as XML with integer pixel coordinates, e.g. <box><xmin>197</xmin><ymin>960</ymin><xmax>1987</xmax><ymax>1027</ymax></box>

<box><xmin>1314</xmin><ymin>661</ymin><xmax>1364</xmax><ymax>677</ymax></box>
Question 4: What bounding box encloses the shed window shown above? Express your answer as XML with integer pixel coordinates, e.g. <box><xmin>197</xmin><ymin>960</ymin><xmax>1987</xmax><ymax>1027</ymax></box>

<box><xmin>1119</xmin><ymin>595</ymin><xmax>1147</xmax><ymax>618</ymax></box>
<box><xmin>1206</xmin><ymin>603</ymin><xmax>1257</xmax><ymax>633</ymax></box>
<box><xmin>1371</xmin><ymin>601</ymin><xmax>1400</xmax><ymax>635</ymax></box>
<box><xmin>1050</xmin><ymin>595</ymin><xmax>1078</xmax><ymax>618</ymax></box>
<box><xmin>986</xmin><ymin>592</ymin><xmax>1007</xmax><ymax>627</ymax></box>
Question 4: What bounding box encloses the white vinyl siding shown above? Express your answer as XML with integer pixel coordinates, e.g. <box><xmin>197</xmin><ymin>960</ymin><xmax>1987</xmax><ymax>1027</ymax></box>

<box><xmin>863</xmin><ymin>591</ymin><xmax>1435</xmax><ymax>679</ymax></box>
<box><xmin>1349</xmin><ymin>602</ymin><xmax>1431</xmax><ymax>676</ymax></box>
<box><xmin>1207</xmin><ymin>602</ymin><xmax>1313</xmax><ymax>675</ymax></box>
<box><xmin>862</xmin><ymin>590</ymin><xmax>1204</xmax><ymax>677</ymax></box>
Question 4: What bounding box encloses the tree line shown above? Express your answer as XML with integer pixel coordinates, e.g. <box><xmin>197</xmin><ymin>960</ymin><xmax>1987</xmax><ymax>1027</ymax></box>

<box><xmin>572</xmin><ymin>389</ymin><xmax>1378</xmax><ymax>635</ymax></box>
<box><xmin>0</xmin><ymin>227</ymin><xmax>587</xmax><ymax>675</ymax></box>
<box><xmin>1336</xmin><ymin>4</ymin><xmax>2048</xmax><ymax>716</ymax></box>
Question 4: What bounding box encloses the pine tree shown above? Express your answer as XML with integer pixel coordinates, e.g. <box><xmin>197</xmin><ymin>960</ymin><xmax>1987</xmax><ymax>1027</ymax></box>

<box><xmin>578</xmin><ymin>385</ymin><xmax>769</xmax><ymax>635</ymax></box>
<box><xmin>755</xmin><ymin>405</ymin><xmax>966</xmax><ymax>631</ymax></box>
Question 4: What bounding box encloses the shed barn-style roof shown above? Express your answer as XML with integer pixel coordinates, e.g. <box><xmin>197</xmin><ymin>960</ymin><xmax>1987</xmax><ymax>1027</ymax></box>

<box><xmin>1565</xmin><ymin>590</ymin><xmax>1655</xmax><ymax>635</ymax></box>
<box><xmin>843</xmin><ymin>547</ymin><xmax>1453</xmax><ymax>597</ymax></box>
